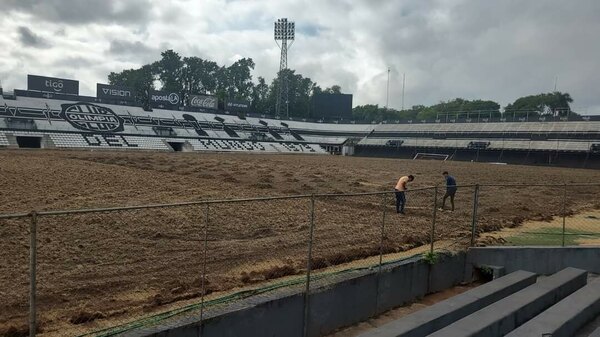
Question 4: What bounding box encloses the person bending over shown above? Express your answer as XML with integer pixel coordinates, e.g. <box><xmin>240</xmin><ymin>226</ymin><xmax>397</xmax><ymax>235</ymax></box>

<box><xmin>394</xmin><ymin>174</ymin><xmax>414</xmax><ymax>214</ymax></box>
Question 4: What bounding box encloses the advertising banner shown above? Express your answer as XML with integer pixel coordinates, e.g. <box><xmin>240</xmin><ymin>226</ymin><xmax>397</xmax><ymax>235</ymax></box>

<box><xmin>149</xmin><ymin>90</ymin><xmax>181</xmax><ymax>108</ymax></box>
<box><xmin>225</xmin><ymin>99</ymin><xmax>250</xmax><ymax>112</ymax></box>
<box><xmin>97</xmin><ymin>83</ymin><xmax>135</xmax><ymax>102</ymax></box>
<box><xmin>27</xmin><ymin>74</ymin><xmax>79</xmax><ymax>95</ymax></box>
<box><xmin>188</xmin><ymin>94</ymin><xmax>218</xmax><ymax>110</ymax></box>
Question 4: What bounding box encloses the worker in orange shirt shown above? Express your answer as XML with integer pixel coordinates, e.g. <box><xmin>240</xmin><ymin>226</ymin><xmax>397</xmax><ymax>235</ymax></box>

<box><xmin>394</xmin><ymin>175</ymin><xmax>414</xmax><ymax>214</ymax></box>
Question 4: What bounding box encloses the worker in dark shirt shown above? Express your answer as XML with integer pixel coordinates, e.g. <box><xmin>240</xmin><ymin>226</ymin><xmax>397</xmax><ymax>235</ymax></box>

<box><xmin>441</xmin><ymin>171</ymin><xmax>457</xmax><ymax>211</ymax></box>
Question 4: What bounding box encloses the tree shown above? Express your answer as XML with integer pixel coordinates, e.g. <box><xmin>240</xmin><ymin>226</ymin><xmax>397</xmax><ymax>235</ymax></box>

<box><xmin>324</xmin><ymin>85</ymin><xmax>342</xmax><ymax>94</ymax></box>
<box><xmin>267</xmin><ymin>69</ymin><xmax>317</xmax><ymax>118</ymax></box>
<box><xmin>108</xmin><ymin>64</ymin><xmax>155</xmax><ymax>109</ymax></box>
<box><xmin>181</xmin><ymin>57</ymin><xmax>219</xmax><ymax>97</ymax></box>
<box><xmin>505</xmin><ymin>92</ymin><xmax>573</xmax><ymax>117</ymax></box>
<box><xmin>226</xmin><ymin>58</ymin><xmax>256</xmax><ymax>100</ymax></box>
<box><xmin>251</xmin><ymin>76</ymin><xmax>270</xmax><ymax>114</ymax></box>
<box><xmin>415</xmin><ymin>98</ymin><xmax>501</xmax><ymax>120</ymax></box>
<box><xmin>155</xmin><ymin>50</ymin><xmax>184</xmax><ymax>94</ymax></box>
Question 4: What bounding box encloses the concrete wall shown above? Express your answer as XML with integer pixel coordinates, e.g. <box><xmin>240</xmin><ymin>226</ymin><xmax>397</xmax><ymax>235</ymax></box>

<box><xmin>466</xmin><ymin>247</ymin><xmax>600</xmax><ymax>279</ymax></box>
<box><xmin>134</xmin><ymin>253</ymin><xmax>466</xmax><ymax>337</ymax></box>
<box><xmin>130</xmin><ymin>247</ymin><xmax>599</xmax><ymax>337</ymax></box>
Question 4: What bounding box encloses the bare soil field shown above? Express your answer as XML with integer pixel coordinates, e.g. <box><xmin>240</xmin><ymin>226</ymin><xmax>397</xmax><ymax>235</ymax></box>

<box><xmin>1</xmin><ymin>149</ymin><xmax>599</xmax><ymax>336</ymax></box>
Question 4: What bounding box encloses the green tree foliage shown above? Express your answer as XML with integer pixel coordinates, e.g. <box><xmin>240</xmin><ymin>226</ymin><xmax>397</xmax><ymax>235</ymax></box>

<box><xmin>323</xmin><ymin>85</ymin><xmax>342</xmax><ymax>94</ymax></box>
<box><xmin>352</xmin><ymin>99</ymin><xmax>501</xmax><ymax>123</ymax></box>
<box><xmin>108</xmin><ymin>49</ymin><xmax>577</xmax><ymax>121</ymax></box>
<box><xmin>154</xmin><ymin>50</ymin><xmax>184</xmax><ymax>94</ymax></box>
<box><xmin>251</xmin><ymin>76</ymin><xmax>270</xmax><ymax>114</ymax></box>
<box><xmin>265</xmin><ymin>69</ymin><xmax>319</xmax><ymax>118</ymax></box>
<box><xmin>181</xmin><ymin>56</ymin><xmax>219</xmax><ymax>95</ymax></box>
<box><xmin>108</xmin><ymin>64</ymin><xmax>155</xmax><ymax>108</ymax></box>
<box><xmin>505</xmin><ymin>92</ymin><xmax>573</xmax><ymax>117</ymax></box>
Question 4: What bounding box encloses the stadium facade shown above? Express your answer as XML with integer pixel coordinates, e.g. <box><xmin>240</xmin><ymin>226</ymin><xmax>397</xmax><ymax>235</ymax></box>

<box><xmin>1</xmin><ymin>76</ymin><xmax>600</xmax><ymax>168</ymax></box>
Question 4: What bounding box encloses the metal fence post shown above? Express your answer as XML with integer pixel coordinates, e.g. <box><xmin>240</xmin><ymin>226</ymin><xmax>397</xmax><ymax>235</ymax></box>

<box><xmin>470</xmin><ymin>184</ymin><xmax>480</xmax><ymax>247</ymax></box>
<box><xmin>29</xmin><ymin>211</ymin><xmax>37</xmax><ymax>337</ymax></box>
<box><xmin>378</xmin><ymin>192</ymin><xmax>387</xmax><ymax>273</ymax></box>
<box><xmin>199</xmin><ymin>203</ymin><xmax>210</xmax><ymax>335</ymax></box>
<box><xmin>374</xmin><ymin>192</ymin><xmax>387</xmax><ymax>315</ymax></box>
<box><xmin>430</xmin><ymin>187</ymin><xmax>438</xmax><ymax>254</ymax></box>
<box><xmin>303</xmin><ymin>195</ymin><xmax>316</xmax><ymax>337</ymax></box>
<box><xmin>562</xmin><ymin>183</ymin><xmax>567</xmax><ymax>247</ymax></box>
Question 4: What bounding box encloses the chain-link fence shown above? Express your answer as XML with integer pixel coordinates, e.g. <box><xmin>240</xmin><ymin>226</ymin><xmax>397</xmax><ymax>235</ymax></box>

<box><xmin>0</xmin><ymin>216</ymin><xmax>30</xmax><ymax>336</ymax></box>
<box><xmin>473</xmin><ymin>183</ymin><xmax>600</xmax><ymax>247</ymax></box>
<box><xmin>1</xmin><ymin>183</ymin><xmax>599</xmax><ymax>336</ymax></box>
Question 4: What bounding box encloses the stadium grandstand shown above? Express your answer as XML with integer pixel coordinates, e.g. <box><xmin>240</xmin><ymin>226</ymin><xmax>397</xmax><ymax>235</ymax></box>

<box><xmin>1</xmin><ymin>81</ymin><xmax>600</xmax><ymax>168</ymax></box>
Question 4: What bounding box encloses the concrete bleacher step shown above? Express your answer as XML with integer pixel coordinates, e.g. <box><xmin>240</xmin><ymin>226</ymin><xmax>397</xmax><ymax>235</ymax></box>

<box><xmin>505</xmin><ymin>278</ymin><xmax>600</xmax><ymax>337</ymax></box>
<box><xmin>358</xmin><ymin>270</ymin><xmax>537</xmax><ymax>337</ymax></box>
<box><xmin>427</xmin><ymin>267</ymin><xmax>588</xmax><ymax>337</ymax></box>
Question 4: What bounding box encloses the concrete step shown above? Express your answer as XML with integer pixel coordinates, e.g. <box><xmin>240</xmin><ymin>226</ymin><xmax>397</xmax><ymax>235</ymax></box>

<box><xmin>506</xmin><ymin>279</ymin><xmax>600</xmax><ymax>337</ymax></box>
<box><xmin>427</xmin><ymin>267</ymin><xmax>588</xmax><ymax>337</ymax></box>
<box><xmin>590</xmin><ymin>326</ymin><xmax>600</xmax><ymax>337</ymax></box>
<box><xmin>358</xmin><ymin>270</ymin><xmax>537</xmax><ymax>337</ymax></box>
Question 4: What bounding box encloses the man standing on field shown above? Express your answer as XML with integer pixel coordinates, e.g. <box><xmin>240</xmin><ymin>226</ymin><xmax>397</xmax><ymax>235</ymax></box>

<box><xmin>394</xmin><ymin>175</ymin><xmax>414</xmax><ymax>214</ymax></box>
<box><xmin>441</xmin><ymin>171</ymin><xmax>457</xmax><ymax>211</ymax></box>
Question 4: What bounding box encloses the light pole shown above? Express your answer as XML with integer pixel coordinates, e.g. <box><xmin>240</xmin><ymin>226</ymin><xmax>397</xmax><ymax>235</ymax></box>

<box><xmin>385</xmin><ymin>68</ymin><xmax>390</xmax><ymax>111</ymax></box>
<box><xmin>401</xmin><ymin>73</ymin><xmax>406</xmax><ymax>111</ymax></box>
<box><xmin>274</xmin><ymin>18</ymin><xmax>295</xmax><ymax>118</ymax></box>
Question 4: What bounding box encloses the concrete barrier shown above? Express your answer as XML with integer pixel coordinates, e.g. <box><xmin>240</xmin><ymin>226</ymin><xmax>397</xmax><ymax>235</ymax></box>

<box><xmin>428</xmin><ymin>267</ymin><xmax>588</xmax><ymax>337</ymax></box>
<box><xmin>129</xmin><ymin>253</ymin><xmax>466</xmax><ymax>337</ymax></box>
<box><xmin>358</xmin><ymin>270</ymin><xmax>537</xmax><ymax>337</ymax></box>
<box><xmin>506</xmin><ymin>278</ymin><xmax>600</xmax><ymax>337</ymax></box>
<box><xmin>466</xmin><ymin>247</ymin><xmax>600</xmax><ymax>279</ymax></box>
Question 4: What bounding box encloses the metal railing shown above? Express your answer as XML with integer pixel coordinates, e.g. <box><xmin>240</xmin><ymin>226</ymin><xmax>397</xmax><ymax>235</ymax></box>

<box><xmin>1</xmin><ymin>183</ymin><xmax>599</xmax><ymax>336</ymax></box>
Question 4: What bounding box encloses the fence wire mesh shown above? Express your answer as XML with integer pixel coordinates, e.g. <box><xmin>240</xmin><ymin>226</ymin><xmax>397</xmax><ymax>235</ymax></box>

<box><xmin>201</xmin><ymin>198</ymin><xmax>310</xmax><ymax>320</ymax></box>
<box><xmin>0</xmin><ymin>216</ymin><xmax>30</xmax><ymax>336</ymax></box>
<box><xmin>432</xmin><ymin>185</ymin><xmax>477</xmax><ymax>252</ymax></box>
<box><xmin>34</xmin><ymin>204</ymin><xmax>207</xmax><ymax>337</ymax></box>
<box><xmin>381</xmin><ymin>188</ymin><xmax>436</xmax><ymax>264</ymax></box>
<box><xmin>473</xmin><ymin>184</ymin><xmax>600</xmax><ymax>247</ymax></box>
<box><xmin>475</xmin><ymin>184</ymin><xmax>566</xmax><ymax>246</ymax></box>
<box><xmin>563</xmin><ymin>184</ymin><xmax>600</xmax><ymax>246</ymax></box>
<box><xmin>2</xmin><ymin>183</ymin><xmax>600</xmax><ymax>336</ymax></box>
<box><xmin>310</xmin><ymin>193</ymin><xmax>383</xmax><ymax>286</ymax></box>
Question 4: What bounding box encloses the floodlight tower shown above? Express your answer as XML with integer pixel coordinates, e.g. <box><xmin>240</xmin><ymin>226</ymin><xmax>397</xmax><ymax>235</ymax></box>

<box><xmin>274</xmin><ymin>18</ymin><xmax>295</xmax><ymax>118</ymax></box>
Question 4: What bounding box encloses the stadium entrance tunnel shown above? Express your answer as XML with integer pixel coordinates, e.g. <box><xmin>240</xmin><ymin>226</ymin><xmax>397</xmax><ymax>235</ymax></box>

<box><xmin>16</xmin><ymin>136</ymin><xmax>42</xmax><ymax>148</ymax></box>
<box><xmin>167</xmin><ymin>141</ymin><xmax>192</xmax><ymax>152</ymax></box>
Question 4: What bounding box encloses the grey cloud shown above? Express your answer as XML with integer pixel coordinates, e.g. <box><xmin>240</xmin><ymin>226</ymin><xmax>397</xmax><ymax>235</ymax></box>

<box><xmin>53</xmin><ymin>57</ymin><xmax>95</xmax><ymax>68</ymax></box>
<box><xmin>17</xmin><ymin>26</ymin><xmax>51</xmax><ymax>48</ymax></box>
<box><xmin>341</xmin><ymin>0</ymin><xmax>600</xmax><ymax>110</ymax></box>
<box><xmin>3</xmin><ymin>0</ymin><xmax>152</xmax><ymax>26</ymax></box>
<box><xmin>109</xmin><ymin>40</ymin><xmax>154</xmax><ymax>55</ymax></box>
<box><xmin>107</xmin><ymin>39</ymin><xmax>161</xmax><ymax>64</ymax></box>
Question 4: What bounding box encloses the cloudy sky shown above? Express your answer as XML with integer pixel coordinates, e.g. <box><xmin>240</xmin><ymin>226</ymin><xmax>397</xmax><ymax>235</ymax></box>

<box><xmin>1</xmin><ymin>0</ymin><xmax>599</xmax><ymax>113</ymax></box>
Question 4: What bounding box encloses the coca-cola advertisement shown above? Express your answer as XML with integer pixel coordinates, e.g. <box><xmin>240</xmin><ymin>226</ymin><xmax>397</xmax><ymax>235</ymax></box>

<box><xmin>188</xmin><ymin>94</ymin><xmax>218</xmax><ymax>110</ymax></box>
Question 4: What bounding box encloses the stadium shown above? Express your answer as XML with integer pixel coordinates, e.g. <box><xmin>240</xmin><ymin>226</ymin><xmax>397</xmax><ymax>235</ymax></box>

<box><xmin>2</xmin><ymin>4</ymin><xmax>600</xmax><ymax>337</ymax></box>
<box><xmin>2</xmin><ymin>73</ymin><xmax>600</xmax><ymax>337</ymax></box>
<box><xmin>2</xmin><ymin>87</ymin><xmax>600</xmax><ymax>168</ymax></box>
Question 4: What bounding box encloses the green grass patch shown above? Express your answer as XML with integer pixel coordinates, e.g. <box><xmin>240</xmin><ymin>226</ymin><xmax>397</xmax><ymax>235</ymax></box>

<box><xmin>505</xmin><ymin>227</ymin><xmax>600</xmax><ymax>246</ymax></box>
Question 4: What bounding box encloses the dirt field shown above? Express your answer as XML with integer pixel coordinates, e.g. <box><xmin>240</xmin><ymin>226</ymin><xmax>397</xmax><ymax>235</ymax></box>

<box><xmin>1</xmin><ymin>149</ymin><xmax>599</xmax><ymax>336</ymax></box>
